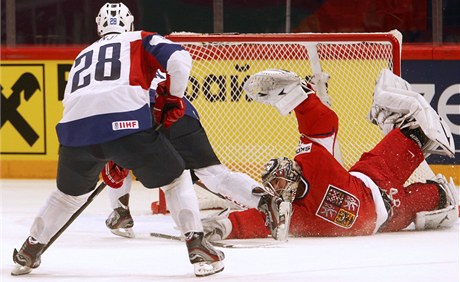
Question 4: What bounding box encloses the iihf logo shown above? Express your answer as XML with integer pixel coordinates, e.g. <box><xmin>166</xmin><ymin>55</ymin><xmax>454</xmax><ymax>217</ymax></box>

<box><xmin>112</xmin><ymin>120</ymin><xmax>139</xmax><ymax>131</ymax></box>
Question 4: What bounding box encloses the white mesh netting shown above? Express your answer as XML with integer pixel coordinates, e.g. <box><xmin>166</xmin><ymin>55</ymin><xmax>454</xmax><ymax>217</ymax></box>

<box><xmin>164</xmin><ymin>31</ymin><xmax>432</xmax><ymax>209</ymax></box>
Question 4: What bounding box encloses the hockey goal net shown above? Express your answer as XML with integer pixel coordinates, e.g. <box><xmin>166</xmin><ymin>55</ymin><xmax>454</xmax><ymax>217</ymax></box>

<box><xmin>154</xmin><ymin>30</ymin><xmax>432</xmax><ymax>211</ymax></box>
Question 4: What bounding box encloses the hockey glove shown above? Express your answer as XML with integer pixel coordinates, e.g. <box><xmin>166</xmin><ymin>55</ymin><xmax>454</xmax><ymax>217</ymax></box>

<box><xmin>101</xmin><ymin>161</ymin><xmax>129</xmax><ymax>189</ymax></box>
<box><xmin>153</xmin><ymin>81</ymin><xmax>186</xmax><ymax>128</ymax></box>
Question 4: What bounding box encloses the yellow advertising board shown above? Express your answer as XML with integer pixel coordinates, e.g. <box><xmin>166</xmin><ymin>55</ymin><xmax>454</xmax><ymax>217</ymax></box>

<box><xmin>1</xmin><ymin>60</ymin><xmax>72</xmax><ymax>177</ymax></box>
<box><xmin>0</xmin><ymin>50</ymin><xmax>457</xmax><ymax>182</ymax></box>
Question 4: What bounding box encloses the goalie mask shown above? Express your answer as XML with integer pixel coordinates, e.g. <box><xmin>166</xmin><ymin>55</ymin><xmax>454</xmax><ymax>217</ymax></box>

<box><xmin>261</xmin><ymin>157</ymin><xmax>301</xmax><ymax>202</ymax></box>
<box><xmin>96</xmin><ymin>3</ymin><xmax>134</xmax><ymax>37</ymax></box>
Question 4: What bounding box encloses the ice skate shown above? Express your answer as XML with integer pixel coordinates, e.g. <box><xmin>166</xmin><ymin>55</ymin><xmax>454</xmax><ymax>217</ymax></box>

<box><xmin>256</xmin><ymin>191</ymin><xmax>292</xmax><ymax>242</ymax></box>
<box><xmin>105</xmin><ymin>206</ymin><xmax>135</xmax><ymax>238</ymax></box>
<box><xmin>11</xmin><ymin>236</ymin><xmax>45</xmax><ymax>276</ymax></box>
<box><xmin>185</xmin><ymin>231</ymin><xmax>225</xmax><ymax>277</ymax></box>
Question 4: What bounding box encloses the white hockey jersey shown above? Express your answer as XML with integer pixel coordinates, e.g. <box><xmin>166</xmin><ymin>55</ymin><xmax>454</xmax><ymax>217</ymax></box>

<box><xmin>56</xmin><ymin>31</ymin><xmax>192</xmax><ymax>146</ymax></box>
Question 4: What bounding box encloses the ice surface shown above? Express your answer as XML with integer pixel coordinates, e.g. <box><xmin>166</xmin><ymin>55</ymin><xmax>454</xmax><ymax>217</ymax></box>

<box><xmin>1</xmin><ymin>179</ymin><xmax>459</xmax><ymax>281</ymax></box>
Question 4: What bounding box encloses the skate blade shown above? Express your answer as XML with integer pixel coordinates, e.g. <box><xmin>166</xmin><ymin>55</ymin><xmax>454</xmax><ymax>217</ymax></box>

<box><xmin>11</xmin><ymin>264</ymin><xmax>32</xmax><ymax>276</ymax></box>
<box><xmin>194</xmin><ymin>261</ymin><xmax>224</xmax><ymax>277</ymax></box>
<box><xmin>110</xmin><ymin>227</ymin><xmax>135</xmax><ymax>238</ymax></box>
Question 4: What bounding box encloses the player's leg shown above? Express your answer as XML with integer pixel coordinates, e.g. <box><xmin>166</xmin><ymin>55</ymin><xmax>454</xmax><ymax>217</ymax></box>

<box><xmin>163</xmin><ymin>169</ymin><xmax>224</xmax><ymax>276</ymax></box>
<box><xmin>13</xmin><ymin>145</ymin><xmax>103</xmax><ymax>273</ymax></box>
<box><xmin>105</xmin><ymin>175</ymin><xmax>134</xmax><ymax>238</ymax></box>
<box><xmin>118</xmin><ymin>129</ymin><xmax>224</xmax><ymax>276</ymax></box>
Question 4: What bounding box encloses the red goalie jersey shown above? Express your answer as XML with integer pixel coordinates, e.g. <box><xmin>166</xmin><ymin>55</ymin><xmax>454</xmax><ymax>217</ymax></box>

<box><xmin>227</xmin><ymin>93</ymin><xmax>441</xmax><ymax>238</ymax></box>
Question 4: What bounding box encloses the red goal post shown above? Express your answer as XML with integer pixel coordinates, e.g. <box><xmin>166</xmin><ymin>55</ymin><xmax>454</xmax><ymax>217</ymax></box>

<box><xmin>153</xmin><ymin>30</ymin><xmax>432</xmax><ymax>211</ymax></box>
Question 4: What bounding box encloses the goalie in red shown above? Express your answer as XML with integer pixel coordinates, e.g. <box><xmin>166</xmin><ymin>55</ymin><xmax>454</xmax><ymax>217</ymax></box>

<box><xmin>202</xmin><ymin>69</ymin><xmax>458</xmax><ymax>240</ymax></box>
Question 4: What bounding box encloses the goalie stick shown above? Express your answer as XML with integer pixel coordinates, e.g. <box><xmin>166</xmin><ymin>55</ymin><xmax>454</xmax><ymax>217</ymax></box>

<box><xmin>149</xmin><ymin>232</ymin><xmax>284</xmax><ymax>248</ymax></box>
<box><xmin>11</xmin><ymin>181</ymin><xmax>107</xmax><ymax>276</ymax></box>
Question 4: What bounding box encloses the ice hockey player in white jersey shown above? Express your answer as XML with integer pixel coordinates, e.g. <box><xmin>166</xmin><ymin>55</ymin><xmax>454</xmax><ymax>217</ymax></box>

<box><xmin>12</xmin><ymin>2</ymin><xmax>224</xmax><ymax>277</ymax></box>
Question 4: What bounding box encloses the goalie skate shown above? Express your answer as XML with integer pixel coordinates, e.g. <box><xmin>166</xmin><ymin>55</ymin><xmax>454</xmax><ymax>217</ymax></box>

<box><xmin>106</xmin><ymin>206</ymin><xmax>135</xmax><ymax>238</ymax></box>
<box><xmin>185</xmin><ymin>232</ymin><xmax>225</xmax><ymax>277</ymax></box>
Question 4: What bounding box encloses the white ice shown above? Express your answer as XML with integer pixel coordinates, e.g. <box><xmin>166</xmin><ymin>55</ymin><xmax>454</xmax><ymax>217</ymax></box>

<box><xmin>1</xmin><ymin>179</ymin><xmax>459</xmax><ymax>282</ymax></box>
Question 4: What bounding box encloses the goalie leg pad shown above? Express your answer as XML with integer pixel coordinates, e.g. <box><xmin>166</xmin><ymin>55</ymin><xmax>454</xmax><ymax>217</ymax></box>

<box><xmin>415</xmin><ymin>174</ymin><xmax>459</xmax><ymax>230</ymax></box>
<box><xmin>415</xmin><ymin>205</ymin><xmax>457</xmax><ymax>230</ymax></box>
<box><xmin>369</xmin><ymin>70</ymin><xmax>455</xmax><ymax>157</ymax></box>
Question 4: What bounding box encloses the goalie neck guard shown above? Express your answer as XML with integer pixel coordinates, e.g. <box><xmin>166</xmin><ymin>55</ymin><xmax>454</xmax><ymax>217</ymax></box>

<box><xmin>96</xmin><ymin>3</ymin><xmax>134</xmax><ymax>37</ymax></box>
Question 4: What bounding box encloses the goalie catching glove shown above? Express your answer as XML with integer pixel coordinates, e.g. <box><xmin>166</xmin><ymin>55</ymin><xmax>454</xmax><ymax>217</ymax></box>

<box><xmin>101</xmin><ymin>161</ymin><xmax>129</xmax><ymax>188</ymax></box>
<box><xmin>153</xmin><ymin>80</ymin><xmax>186</xmax><ymax>128</ymax></box>
<box><xmin>243</xmin><ymin>69</ymin><xmax>314</xmax><ymax>116</ymax></box>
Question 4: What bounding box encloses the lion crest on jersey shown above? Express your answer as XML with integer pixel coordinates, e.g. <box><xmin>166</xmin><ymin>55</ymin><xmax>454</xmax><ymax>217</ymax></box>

<box><xmin>316</xmin><ymin>185</ymin><xmax>360</xmax><ymax>228</ymax></box>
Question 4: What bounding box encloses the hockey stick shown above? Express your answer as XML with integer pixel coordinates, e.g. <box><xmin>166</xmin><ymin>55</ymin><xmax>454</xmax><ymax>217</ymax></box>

<box><xmin>149</xmin><ymin>232</ymin><xmax>283</xmax><ymax>248</ymax></box>
<box><xmin>12</xmin><ymin>182</ymin><xmax>107</xmax><ymax>275</ymax></box>
<box><xmin>39</xmin><ymin>123</ymin><xmax>159</xmax><ymax>250</ymax></box>
<box><xmin>44</xmin><ymin>181</ymin><xmax>107</xmax><ymax>252</ymax></box>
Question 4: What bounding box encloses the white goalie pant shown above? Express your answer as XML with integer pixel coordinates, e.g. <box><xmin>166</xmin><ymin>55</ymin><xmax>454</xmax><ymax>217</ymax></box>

<box><xmin>30</xmin><ymin>189</ymin><xmax>92</xmax><ymax>244</ymax></box>
<box><xmin>163</xmin><ymin>170</ymin><xmax>203</xmax><ymax>235</ymax></box>
<box><xmin>194</xmin><ymin>164</ymin><xmax>262</xmax><ymax>209</ymax></box>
